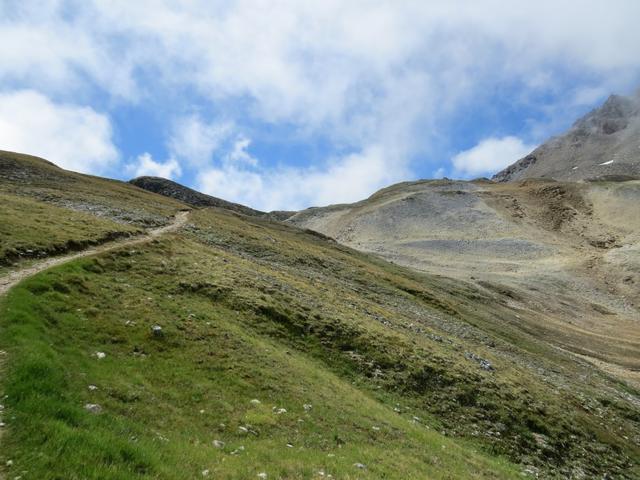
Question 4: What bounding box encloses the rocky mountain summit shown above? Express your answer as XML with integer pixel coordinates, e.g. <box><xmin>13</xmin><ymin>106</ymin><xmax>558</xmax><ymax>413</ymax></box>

<box><xmin>494</xmin><ymin>89</ymin><xmax>640</xmax><ymax>182</ymax></box>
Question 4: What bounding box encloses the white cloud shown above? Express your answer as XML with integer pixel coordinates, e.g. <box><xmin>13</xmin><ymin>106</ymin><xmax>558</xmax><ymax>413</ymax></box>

<box><xmin>0</xmin><ymin>89</ymin><xmax>117</xmax><ymax>173</ymax></box>
<box><xmin>225</xmin><ymin>136</ymin><xmax>258</xmax><ymax>166</ymax></box>
<box><xmin>452</xmin><ymin>136</ymin><xmax>534</xmax><ymax>178</ymax></box>
<box><xmin>128</xmin><ymin>153</ymin><xmax>181</xmax><ymax>179</ymax></box>
<box><xmin>168</xmin><ymin>117</ymin><xmax>257</xmax><ymax>168</ymax></box>
<box><xmin>168</xmin><ymin>116</ymin><xmax>232</xmax><ymax>167</ymax></box>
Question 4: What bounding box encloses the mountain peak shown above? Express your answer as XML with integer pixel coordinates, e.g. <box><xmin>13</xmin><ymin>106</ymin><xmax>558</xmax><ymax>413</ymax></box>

<box><xmin>493</xmin><ymin>89</ymin><xmax>640</xmax><ymax>182</ymax></box>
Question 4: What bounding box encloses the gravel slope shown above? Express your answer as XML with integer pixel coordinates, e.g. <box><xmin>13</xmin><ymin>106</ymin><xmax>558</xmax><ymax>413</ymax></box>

<box><xmin>288</xmin><ymin>178</ymin><xmax>640</xmax><ymax>386</ymax></box>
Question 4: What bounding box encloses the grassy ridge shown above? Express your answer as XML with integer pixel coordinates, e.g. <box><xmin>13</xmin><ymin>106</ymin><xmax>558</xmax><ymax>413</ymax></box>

<box><xmin>1</xmin><ymin>206</ymin><xmax>638</xmax><ymax>478</ymax></box>
<box><xmin>0</xmin><ymin>150</ymin><xmax>185</xmax><ymax>228</ymax></box>
<box><xmin>0</xmin><ymin>191</ymin><xmax>140</xmax><ymax>266</ymax></box>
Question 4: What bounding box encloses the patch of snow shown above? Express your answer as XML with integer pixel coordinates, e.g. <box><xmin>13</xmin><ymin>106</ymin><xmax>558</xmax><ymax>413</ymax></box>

<box><xmin>599</xmin><ymin>160</ymin><xmax>614</xmax><ymax>166</ymax></box>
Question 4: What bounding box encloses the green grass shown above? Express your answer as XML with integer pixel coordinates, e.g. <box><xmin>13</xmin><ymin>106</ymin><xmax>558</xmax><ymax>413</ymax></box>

<box><xmin>1</xmin><ymin>206</ymin><xmax>639</xmax><ymax>479</ymax></box>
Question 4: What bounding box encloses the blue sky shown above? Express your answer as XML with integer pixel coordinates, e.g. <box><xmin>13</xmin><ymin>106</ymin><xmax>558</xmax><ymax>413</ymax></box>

<box><xmin>1</xmin><ymin>1</ymin><xmax>640</xmax><ymax>211</ymax></box>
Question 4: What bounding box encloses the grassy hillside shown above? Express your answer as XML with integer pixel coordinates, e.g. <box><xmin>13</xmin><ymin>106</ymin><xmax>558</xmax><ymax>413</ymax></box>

<box><xmin>1</xmin><ymin>204</ymin><xmax>639</xmax><ymax>479</ymax></box>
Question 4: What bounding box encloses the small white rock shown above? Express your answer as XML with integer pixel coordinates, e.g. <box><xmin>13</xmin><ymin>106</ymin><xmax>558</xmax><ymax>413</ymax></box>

<box><xmin>95</xmin><ymin>352</ymin><xmax>106</xmax><ymax>360</ymax></box>
<box><xmin>201</xmin><ymin>469</ymin><xmax>210</xmax><ymax>477</ymax></box>
<box><xmin>354</xmin><ymin>463</ymin><xmax>366</xmax><ymax>469</ymax></box>
<box><xmin>5</xmin><ymin>460</ymin><xmax>12</xmax><ymax>466</ymax></box>
<box><xmin>88</xmin><ymin>385</ymin><xmax>98</xmax><ymax>391</ymax></box>
<box><xmin>257</xmin><ymin>473</ymin><xmax>267</xmax><ymax>479</ymax></box>
<box><xmin>275</xmin><ymin>408</ymin><xmax>287</xmax><ymax>414</ymax></box>
<box><xmin>238</xmin><ymin>426</ymin><xmax>249</xmax><ymax>434</ymax></box>
<box><xmin>250</xmin><ymin>399</ymin><xmax>261</xmax><ymax>405</ymax></box>
<box><xmin>212</xmin><ymin>440</ymin><xmax>225</xmax><ymax>448</ymax></box>
<box><xmin>84</xmin><ymin>403</ymin><xmax>102</xmax><ymax>414</ymax></box>
<box><xmin>303</xmin><ymin>403</ymin><xmax>312</xmax><ymax>411</ymax></box>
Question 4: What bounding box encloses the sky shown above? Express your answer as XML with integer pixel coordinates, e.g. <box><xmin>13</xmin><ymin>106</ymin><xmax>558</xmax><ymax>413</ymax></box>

<box><xmin>1</xmin><ymin>1</ymin><xmax>640</xmax><ymax>211</ymax></box>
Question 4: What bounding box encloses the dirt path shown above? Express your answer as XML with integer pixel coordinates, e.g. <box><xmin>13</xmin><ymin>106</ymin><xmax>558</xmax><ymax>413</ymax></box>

<box><xmin>0</xmin><ymin>210</ymin><xmax>190</xmax><ymax>297</ymax></box>
<box><xmin>0</xmin><ymin>210</ymin><xmax>189</xmax><ymax>476</ymax></box>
